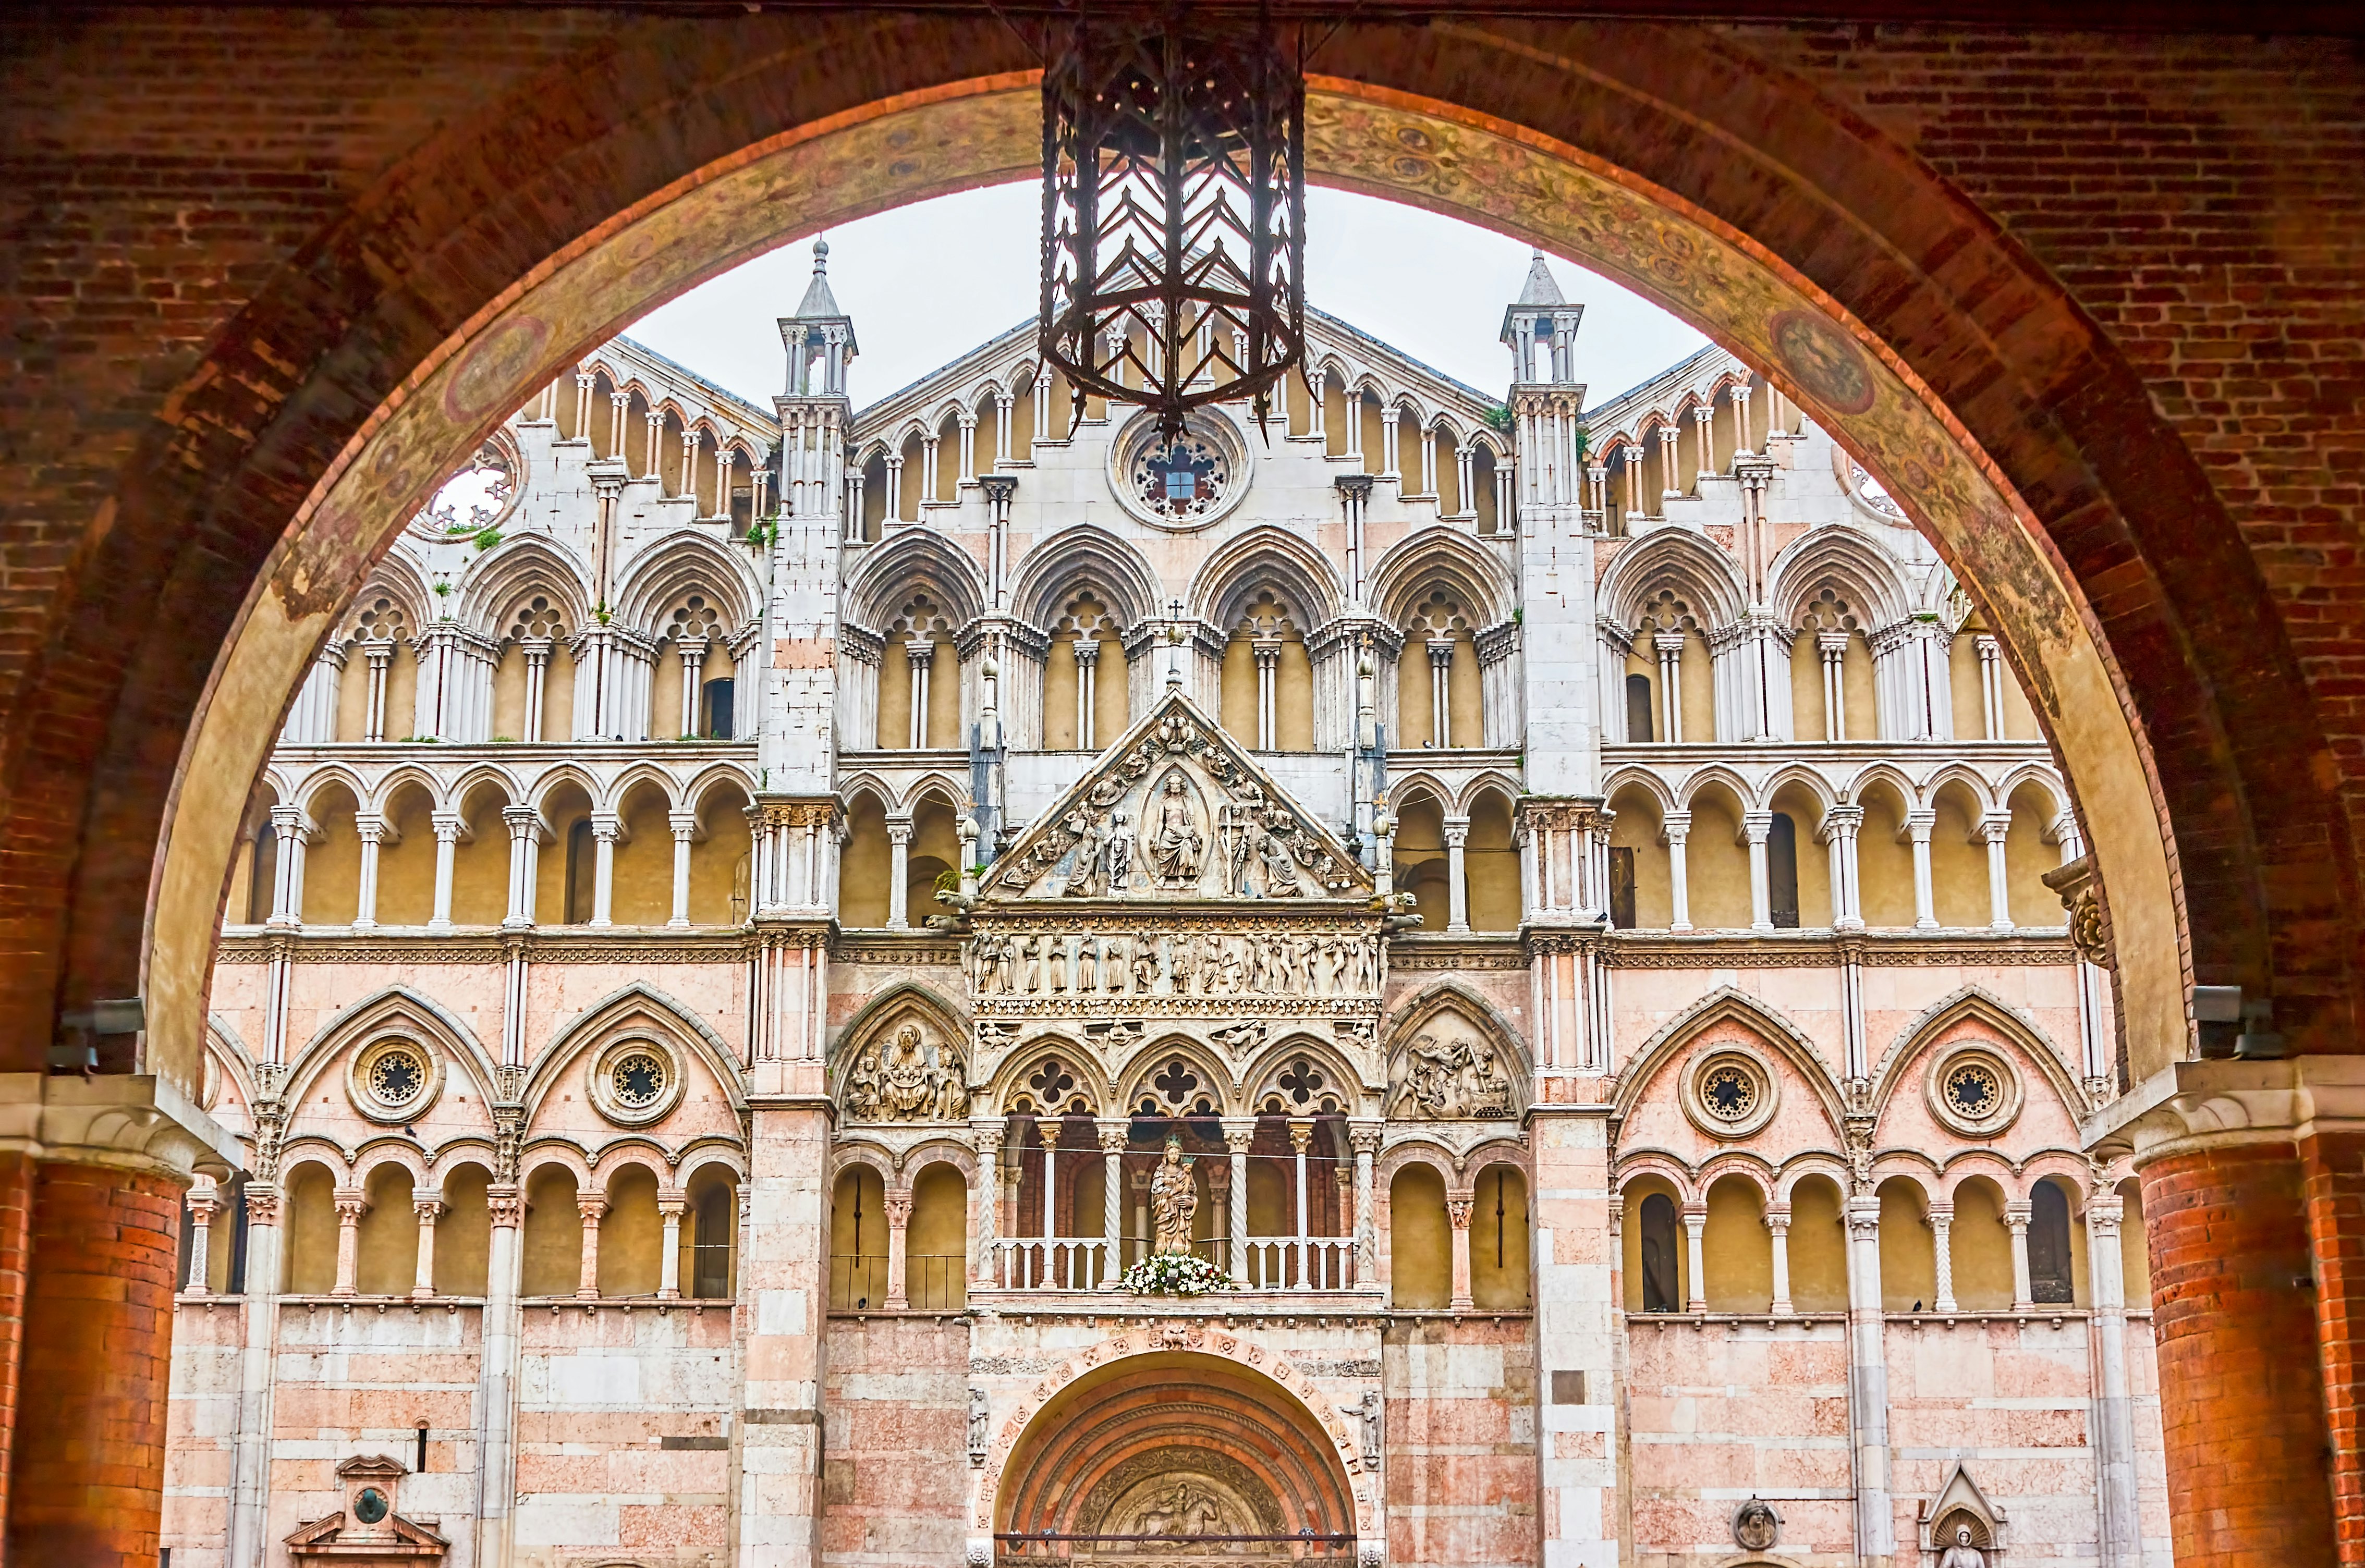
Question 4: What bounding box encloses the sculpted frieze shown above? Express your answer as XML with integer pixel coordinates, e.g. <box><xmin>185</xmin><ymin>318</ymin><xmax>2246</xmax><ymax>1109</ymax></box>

<box><xmin>969</xmin><ymin>924</ymin><xmax>1385</xmax><ymax>1012</ymax></box>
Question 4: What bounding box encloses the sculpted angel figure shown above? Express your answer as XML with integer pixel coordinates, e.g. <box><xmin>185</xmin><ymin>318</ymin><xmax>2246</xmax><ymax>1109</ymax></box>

<box><xmin>1150</xmin><ymin>775</ymin><xmax>1204</xmax><ymax>887</ymax></box>
<box><xmin>1148</xmin><ymin>1136</ymin><xmax>1200</xmax><ymax>1257</ymax></box>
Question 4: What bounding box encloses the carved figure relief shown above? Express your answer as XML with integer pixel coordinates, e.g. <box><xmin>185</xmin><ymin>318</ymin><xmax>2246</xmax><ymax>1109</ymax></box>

<box><xmin>1150</xmin><ymin>774</ymin><xmax>1206</xmax><ymax>888</ymax></box>
<box><xmin>844</xmin><ymin>1023</ymin><xmax>970</xmax><ymax>1122</ymax></box>
<box><xmin>970</xmin><ymin>926</ymin><xmax>1383</xmax><ymax>1007</ymax></box>
<box><xmin>988</xmin><ymin>694</ymin><xmax>1366</xmax><ymax>902</ymax></box>
<box><xmin>1389</xmin><ymin>1032</ymin><xmax>1511</xmax><ymax>1120</ymax></box>
<box><xmin>1937</xmin><ymin>1524</ymin><xmax>1989</xmax><ymax>1568</ymax></box>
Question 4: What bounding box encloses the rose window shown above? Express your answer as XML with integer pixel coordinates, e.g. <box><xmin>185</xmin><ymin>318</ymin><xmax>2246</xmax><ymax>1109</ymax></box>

<box><xmin>1130</xmin><ymin>433</ymin><xmax>1229</xmax><ymax>522</ymax></box>
<box><xmin>369</xmin><ymin>1048</ymin><xmax>426</xmax><ymax>1109</ymax></box>
<box><xmin>1701</xmin><ymin>1064</ymin><xmax>1758</xmax><ymax>1122</ymax></box>
<box><xmin>611</xmin><ymin>1051</ymin><xmax>668</xmax><ymax>1110</ymax></box>
<box><xmin>1946</xmin><ymin>1061</ymin><xmax>2003</xmax><ymax>1120</ymax></box>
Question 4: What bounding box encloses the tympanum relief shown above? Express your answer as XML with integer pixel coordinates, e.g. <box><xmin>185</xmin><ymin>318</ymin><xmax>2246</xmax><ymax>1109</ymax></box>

<box><xmin>843</xmin><ymin>1023</ymin><xmax>971</xmax><ymax>1123</ymax></box>
<box><xmin>1388</xmin><ymin>1028</ymin><xmax>1514</xmax><ymax>1120</ymax></box>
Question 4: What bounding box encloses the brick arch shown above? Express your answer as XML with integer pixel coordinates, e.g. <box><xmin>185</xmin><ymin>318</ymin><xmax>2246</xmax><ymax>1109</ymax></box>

<box><xmin>29</xmin><ymin>22</ymin><xmax>2251</xmax><ymax>1099</ymax></box>
<box><xmin>6</xmin><ymin>26</ymin><xmax>2354</xmax><ymax>1561</ymax></box>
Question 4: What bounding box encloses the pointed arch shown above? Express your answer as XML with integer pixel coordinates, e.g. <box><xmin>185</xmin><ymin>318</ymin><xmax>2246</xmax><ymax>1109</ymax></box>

<box><xmin>455</xmin><ymin>533</ymin><xmax>592</xmax><ymax>636</ymax></box>
<box><xmin>843</xmin><ymin>526</ymin><xmax>988</xmax><ymax>632</ymax></box>
<box><xmin>1614</xmin><ymin>986</ymin><xmax>1844</xmax><ymax>1128</ymax></box>
<box><xmin>828</xmin><ymin>980</ymin><xmax>970</xmax><ymax>1079</ymax></box>
<box><xmin>1867</xmin><ymin>985</ymin><xmax>2088</xmax><ymax>1121</ymax></box>
<box><xmin>338</xmin><ymin>555</ymin><xmax>433</xmax><ymax>644</ymax></box>
<box><xmin>1006</xmin><ymin>523</ymin><xmax>1164</xmax><ymax>633</ymax></box>
<box><xmin>990</xmin><ymin>1033</ymin><xmax>1110</xmax><ymax>1118</ymax></box>
<box><xmin>283</xmin><ymin>984</ymin><xmax>501</xmax><ymax>1112</ymax></box>
<box><xmin>1117</xmin><ymin>1035</ymin><xmax>1240</xmax><ymax>1117</ymax></box>
<box><xmin>1596</xmin><ymin>528</ymin><xmax>1748</xmax><ymax>633</ymax></box>
<box><xmin>1190</xmin><ymin>523</ymin><xmax>1345</xmax><ymax>633</ymax></box>
<box><xmin>1767</xmin><ymin>521</ymin><xmax>1912</xmax><ymax>632</ymax></box>
<box><xmin>1383</xmin><ymin>978</ymin><xmax>1534</xmax><ymax>1103</ymax></box>
<box><xmin>524</xmin><ymin>981</ymin><xmax>747</xmax><ymax>1121</ymax></box>
<box><xmin>612</xmin><ymin>529</ymin><xmax>762</xmax><ymax>636</ymax></box>
<box><xmin>1366</xmin><ymin>525</ymin><xmax>1518</xmax><ymax>629</ymax></box>
<box><xmin>1240</xmin><ymin>1032</ymin><xmax>1374</xmax><ymax>1114</ymax></box>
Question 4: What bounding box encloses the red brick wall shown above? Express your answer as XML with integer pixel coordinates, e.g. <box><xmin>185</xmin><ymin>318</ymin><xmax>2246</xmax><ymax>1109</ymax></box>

<box><xmin>2305</xmin><ymin>1131</ymin><xmax>2365</xmax><ymax>1565</ymax></box>
<box><xmin>2141</xmin><ymin>1145</ymin><xmax>2336</xmax><ymax>1567</ymax></box>
<box><xmin>4</xmin><ymin>1163</ymin><xmax>180</xmax><ymax>1567</ymax></box>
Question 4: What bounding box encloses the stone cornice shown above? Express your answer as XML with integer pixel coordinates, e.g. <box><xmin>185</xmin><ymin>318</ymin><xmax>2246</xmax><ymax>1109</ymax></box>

<box><xmin>2083</xmin><ymin>1055</ymin><xmax>2365</xmax><ymax>1165</ymax></box>
<box><xmin>0</xmin><ymin>1072</ymin><xmax>242</xmax><ymax>1183</ymax></box>
<box><xmin>216</xmin><ymin>929</ymin><xmax>757</xmax><ymax>963</ymax></box>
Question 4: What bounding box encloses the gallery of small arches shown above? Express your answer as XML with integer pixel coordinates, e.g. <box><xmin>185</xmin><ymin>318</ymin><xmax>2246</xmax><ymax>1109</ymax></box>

<box><xmin>178</xmin><ymin>988</ymin><xmax>748</xmax><ymax>1305</ymax></box>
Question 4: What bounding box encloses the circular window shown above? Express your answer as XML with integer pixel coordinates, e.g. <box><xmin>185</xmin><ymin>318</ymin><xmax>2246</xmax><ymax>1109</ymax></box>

<box><xmin>588</xmin><ymin>1038</ymin><xmax>685</xmax><ymax>1126</ymax></box>
<box><xmin>1680</xmin><ymin>1046</ymin><xmax>1778</xmax><ymax>1139</ymax></box>
<box><xmin>612</xmin><ymin>1050</ymin><xmax>668</xmax><ymax>1110</ymax></box>
<box><xmin>1926</xmin><ymin>1044</ymin><xmax>2022</xmax><ymax>1136</ymax></box>
<box><xmin>347</xmin><ymin>1036</ymin><xmax>444</xmax><ymax>1124</ymax></box>
<box><xmin>1700</xmin><ymin>1063</ymin><xmax>1758</xmax><ymax>1122</ymax></box>
<box><xmin>353</xmin><ymin>1486</ymin><xmax>389</xmax><ymax>1525</ymax></box>
<box><xmin>1107</xmin><ymin>409</ymin><xmax>1252</xmax><ymax>531</ymax></box>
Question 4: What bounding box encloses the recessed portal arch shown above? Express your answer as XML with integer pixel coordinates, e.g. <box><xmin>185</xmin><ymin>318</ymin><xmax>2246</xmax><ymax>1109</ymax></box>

<box><xmin>989</xmin><ymin>1349</ymin><xmax>1363</xmax><ymax>1565</ymax></box>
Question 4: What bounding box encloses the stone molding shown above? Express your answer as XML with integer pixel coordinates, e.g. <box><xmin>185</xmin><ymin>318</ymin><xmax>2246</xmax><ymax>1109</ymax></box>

<box><xmin>0</xmin><ymin>1072</ymin><xmax>242</xmax><ymax>1183</ymax></box>
<box><xmin>2083</xmin><ymin>1055</ymin><xmax>2365</xmax><ymax>1166</ymax></box>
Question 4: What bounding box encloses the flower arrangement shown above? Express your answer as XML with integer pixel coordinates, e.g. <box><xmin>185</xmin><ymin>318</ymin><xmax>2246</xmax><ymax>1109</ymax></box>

<box><xmin>1120</xmin><ymin>1254</ymin><xmax>1235</xmax><ymax>1296</ymax></box>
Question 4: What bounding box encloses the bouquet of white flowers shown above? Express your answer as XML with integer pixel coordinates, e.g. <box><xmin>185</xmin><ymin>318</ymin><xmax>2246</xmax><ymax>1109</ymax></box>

<box><xmin>1119</xmin><ymin>1254</ymin><xmax>1236</xmax><ymax>1296</ymax></box>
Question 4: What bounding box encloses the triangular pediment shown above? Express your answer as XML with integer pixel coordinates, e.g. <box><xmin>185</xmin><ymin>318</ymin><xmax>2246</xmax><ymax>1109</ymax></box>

<box><xmin>987</xmin><ymin>689</ymin><xmax>1373</xmax><ymax>904</ymax></box>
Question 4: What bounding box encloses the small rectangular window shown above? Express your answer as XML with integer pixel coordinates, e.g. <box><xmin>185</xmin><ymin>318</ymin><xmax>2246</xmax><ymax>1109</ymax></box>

<box><xmin>702</xmin><ymin>677</ymin><xmax>735</xmax><ymax>741</ymax></box>
<box><xmin>1624</xmin><ymin>674</ymin><xmax>1654</xmax><ymax>743</ymax></box>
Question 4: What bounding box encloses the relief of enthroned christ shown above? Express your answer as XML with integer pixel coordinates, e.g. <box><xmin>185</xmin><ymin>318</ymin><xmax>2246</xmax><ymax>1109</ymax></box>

<box><xmin>1150</xmin><ymin>775</ymin><xmax>1204</xmax><ymax>890</ymax></box>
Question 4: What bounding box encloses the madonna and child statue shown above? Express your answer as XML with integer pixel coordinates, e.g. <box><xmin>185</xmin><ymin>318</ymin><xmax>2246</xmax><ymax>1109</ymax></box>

<box><xmin>1149</xmin><ymin>1135</ymin><xmax>1199</xmax><ymax>1256</ymax></box>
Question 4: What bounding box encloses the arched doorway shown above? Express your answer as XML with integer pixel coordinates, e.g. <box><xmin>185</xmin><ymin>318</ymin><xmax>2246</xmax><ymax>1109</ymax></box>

<box><xmin>993</xmin><ymin>1352</ymin><xmax>1360</xmax><ymax>1567</ymax></box>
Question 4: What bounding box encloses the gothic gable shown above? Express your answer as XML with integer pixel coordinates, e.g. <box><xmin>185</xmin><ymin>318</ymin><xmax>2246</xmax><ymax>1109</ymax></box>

<box><xmin>986</xmin><ymin>690</ymin><xmax>1372</xmax><ymax>904</ymax></box>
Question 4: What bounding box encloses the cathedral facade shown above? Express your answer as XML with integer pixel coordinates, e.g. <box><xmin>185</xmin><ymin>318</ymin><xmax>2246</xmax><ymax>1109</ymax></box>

<box><xmin>163</xmin><ymin>246</ymin><xmax>2167</xmax><ymax>1568</ymax></box>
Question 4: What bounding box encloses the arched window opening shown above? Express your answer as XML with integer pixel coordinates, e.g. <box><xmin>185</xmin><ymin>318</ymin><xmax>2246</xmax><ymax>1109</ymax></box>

<box><xmin>565</xmin><ymin>818</ymin><xmax>596</xmax><ymax>926</ymax></box>
<box><xmin>2030</xmin><ymin>1178</ymin><xmax>2076</xmax><ymax>1305</ymax></box>
<box><xmin>1768</xmin><ymin>811</ymin><xmax>1801</xmax><ymax>929</ymax></box>
<box><xmin>1471</xmin><ymin>1166</ymin><xmax>1530</xmax><ymax>1309</ymax></box>
<box><xmin>519</xmin><ymin>1166</ymin><xmax>582</xmax><ymax>1298</ymax></box>
<box><xmin>1638</xmin><ymin>1192</ymin><xmax>1680</xmax><ymax>1312</ymax></box>
<box><xmin>830</xmin><ymin>1165</ymin><xmax>887</xmax><ymax>1310</ymax></box>
<box><xmin>1387</xmin><ymin>1163</ymin><xmax>1450</xmax><ymax>1311</ymax></box>
<box><xmin>907</xmin><ymin>1163</ymin><xmax>969</xmax><ymax>1310</ymax></box>
<box><xmin>599</xmin><ymin>1165</ymin><xmax>664</xmax><ymax>1298</ymax></box>
<box><xmin>247</xmin><ymin>821</ymin><xmax>278</xmax><ymax>925</ymax></box>
<box><xmin>689</xmin><ymin>1172</ymin><xmax>737</xmax><ymax>1300</ymax></box>
<box><xmin>1624</xmin><ymin>673</ymin><xmax>1654</xmax><ymax>743</ymax></box>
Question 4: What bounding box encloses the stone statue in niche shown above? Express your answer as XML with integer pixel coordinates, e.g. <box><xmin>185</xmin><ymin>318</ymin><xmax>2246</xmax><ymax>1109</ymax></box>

<box><xmin>1148</xmin><ymin>1135</ymin><xmax>1199</xmax><ymax>1255</ymax></box>
<box><xmin>846</xmin><ymin>1024</ymin><xmax>968</xmax><ymax>1122</ymax></box>
<box><xmin>967</xmin><ymin>1387</ymin><xmax>990</xmax><ymax>1466</ymax></box>
<box><xmin>1392</xmin><ymin>1033</ymin><xmax>1511</xmax><ymax>1120</ymax></box>
<box><xmin>1936</xmin><ymin>1524</ymin><xmax>1989</xmax><ymax>1568</ymax></box>
<box><xmin>1150</xmin><ymin>775</ymin><xmax>1205</xmax><ymax>888</ymax></box>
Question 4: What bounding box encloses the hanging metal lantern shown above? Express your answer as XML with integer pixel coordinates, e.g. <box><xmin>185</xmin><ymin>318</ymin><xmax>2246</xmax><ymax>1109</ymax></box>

<box><xmin>1040</xmin><ymin>5</ymin><xmax>1306</xmax><ymax>442</ymax></box>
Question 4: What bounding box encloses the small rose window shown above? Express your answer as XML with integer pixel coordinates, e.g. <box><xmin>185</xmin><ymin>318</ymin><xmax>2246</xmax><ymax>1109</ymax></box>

<box><xmin>370</xmin><ymin>1049</ymin><xmax>426</xmax><ymax>1108</ymax></box>
<box><xmin>1945</xmin><ymin>1060</ymin><xmax>2003</xmax><ymax>1120</ymax></box>
<box><xmin>611</xmin><ymin>1050</ymin><xmax>668</xmax><ymax>1110</ymax></box>
<box><xmin>1701</xmin><ymin>1063</ymin><xmax>1758</xmax><ymax>1122</ymax></box>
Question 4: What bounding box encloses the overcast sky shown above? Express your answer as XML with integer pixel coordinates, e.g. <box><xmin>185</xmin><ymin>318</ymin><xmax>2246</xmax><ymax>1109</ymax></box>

<box><xmin>627</xmin><ymin>182</ymin><xmax>1711</xmax><ymax>415</ymax></box>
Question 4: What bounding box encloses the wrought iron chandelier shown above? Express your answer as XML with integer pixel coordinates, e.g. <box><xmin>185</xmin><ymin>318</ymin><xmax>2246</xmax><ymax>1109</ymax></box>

<box><xmin>1039</xmin><ymin>5</ymin><xmax>1307</xmax><ymax>442</ymax></box>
